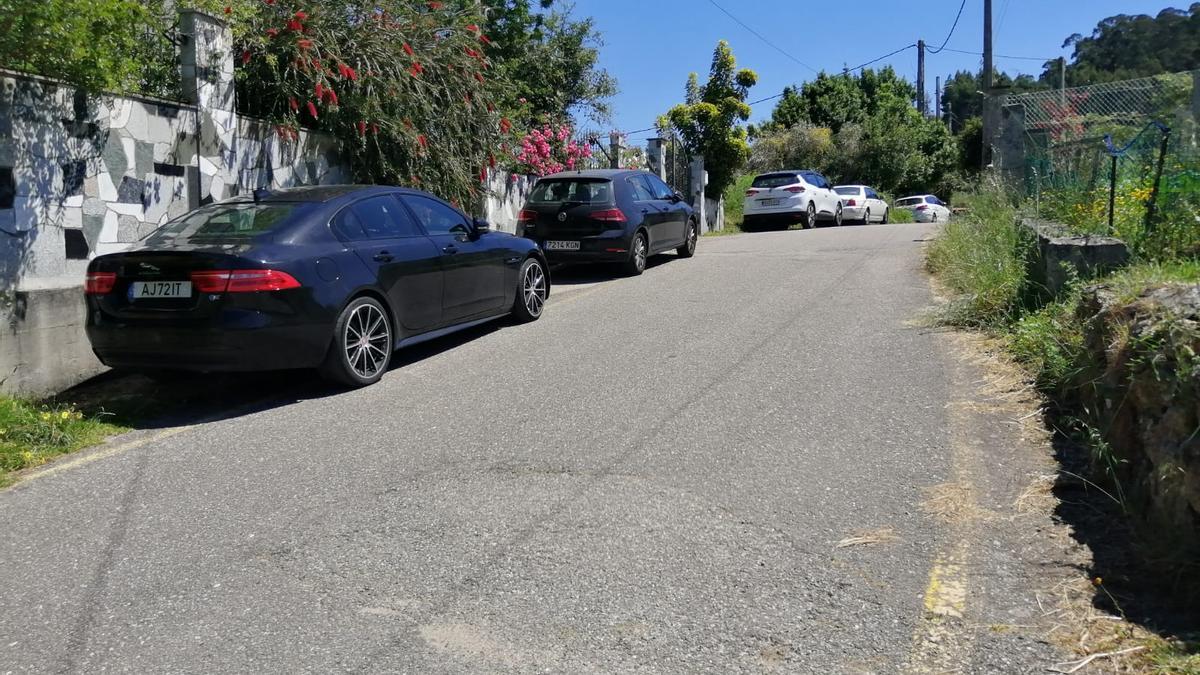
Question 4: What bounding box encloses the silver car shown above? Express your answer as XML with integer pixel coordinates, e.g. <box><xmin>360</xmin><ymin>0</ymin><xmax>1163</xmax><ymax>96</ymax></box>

<box><xmin>833</xmin><ymin>185</ymin><xmax>890</xmax><ymax>224</ymax></box>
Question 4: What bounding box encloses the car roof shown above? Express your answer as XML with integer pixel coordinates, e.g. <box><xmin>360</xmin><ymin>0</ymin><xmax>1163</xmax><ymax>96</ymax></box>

<box><xmin>833</xmin><ymin>184</ymin><xmax>868</xmax><ymax>189</ymax></box>
<box><xmin>221</xmin><ymin>184</ymin><xmax>445</xmax><ymax>205</ymax></box>
<box><xmin>538</xmin><ymin>169</ymin><xmax>646</xmax><ymax>180</ymax></box>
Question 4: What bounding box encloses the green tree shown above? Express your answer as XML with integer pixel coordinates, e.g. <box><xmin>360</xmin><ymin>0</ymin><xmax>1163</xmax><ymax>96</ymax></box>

<box><xmin>1047</xmin><ymin>5</ymin><xmax>1200</xmax><ymax>85</ymax></box>
<box><xmin>794</xmin><ymin>72</ymin><xmax>865</xmax><ymax>133</ymax></box>
<box><xmin>661</xmin><ymin>40</ymin><xmax>758</xmax><ymax>199</ymax></box>
<box><xmin>770</xmin><ymin>85</ymin><xmax>806</xmax><ymax>129</ymax></box>
<box><xmin>0</xmin><ymin>0</ymin><xmax>173</xmax><ymax>95</ymax></box>
<box><xmin>474</xmin><ymin>0</ymin><xmax>617</xmax><ymax>124</ymax></box>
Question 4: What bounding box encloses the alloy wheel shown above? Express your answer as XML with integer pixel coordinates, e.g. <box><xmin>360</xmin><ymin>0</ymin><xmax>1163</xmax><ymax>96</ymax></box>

<box><xmin>343</xmin><ymin>302</ymin><xmax>390</xmax><ymax>380</ymax></box>
<box><xmin>807</xmin><ymin>203</ymin><xmax>817</xmax><ymax>228</ymax></box>
<box><xmin>865</xmin><ymin>209</ymin><xmax>871</xmax><ymax>224</ymax></box>
<box><xmin>686</xmin><ymin>223</ymin><xmax>697</xmax><ymax>253</ymax></box>
<box><xmin>834</xmin><ymin>204</ymin><xmax>843</xmax><ymax>226</ymax></box>
<box><xmin>634</xmin><ymin>234</ymin><xmax>647</xmax><ymax>271</ymax></box>
<box><xmin>523</xmin><ymin>261</ymin><xmax>547</xmax><ymax>317</ymax></box>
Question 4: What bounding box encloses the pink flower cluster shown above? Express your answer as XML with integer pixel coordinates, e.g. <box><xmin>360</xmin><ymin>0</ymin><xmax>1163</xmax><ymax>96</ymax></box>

<box><xmin>515</xmin><ymin>124</ymin><xmax>593</xmax><ymax>176</ymax></box>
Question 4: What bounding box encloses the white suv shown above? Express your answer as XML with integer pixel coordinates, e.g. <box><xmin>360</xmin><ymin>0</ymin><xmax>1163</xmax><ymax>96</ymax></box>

<box><xmin>743</xmin><ymin>170</ymin><xmax>844</xmax><ymax>230</ymax></box>
<box><xmin>895</xmin><ymin>195</ymin><xmax>952</xmax><ymax>223</ymax></box>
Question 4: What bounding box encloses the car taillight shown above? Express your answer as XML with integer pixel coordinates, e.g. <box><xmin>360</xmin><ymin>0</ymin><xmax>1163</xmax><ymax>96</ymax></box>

<box><xmin>845</xmin><ymin>199</ymin><xmax>857</xmax><ymax>206</ymax></box>
<box><xmin>745</xmin><ymin>188</ymin><xmax>761</xmax><ymax>196</ymax></box>
<box><xmin>590</xmin><ymin>208</ymin><xmax>626</xmax><ymax>223</ymax></box>
<box><xmin>785</xmin><ymin>186</ymin><xmax>805</xmax><ymax>193</ymax></box>
<box><xmin>84</xmin><ymin>271</ymin><xmax>116</xmax><ymax>295</ymax></box>
<box><xmin>518</xmin><ymin>208</ymin><xmax>537</xmax><ymax>224</ymax></box>
<box><xmin>190</xmin><ymin>269</ymin><xmax>301</xmax><ymax>293</ymax></box>
<box><xmin>915</xmin><ymin>205</ymin><xmax>929</xmax><ymax>211</ymax></box>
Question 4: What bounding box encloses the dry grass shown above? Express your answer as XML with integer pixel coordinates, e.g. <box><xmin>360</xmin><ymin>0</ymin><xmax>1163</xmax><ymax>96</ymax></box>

<box><xmin>835</xmin><ymin>527</ymin><xmax>900</xmax><ymax>549</ymax></box>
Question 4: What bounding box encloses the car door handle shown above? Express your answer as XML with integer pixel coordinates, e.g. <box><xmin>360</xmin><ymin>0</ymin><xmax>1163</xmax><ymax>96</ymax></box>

<box><xmin>442</xmin><ymin>245</ymin><xmax>458</xmax><ymax>255</ymax></box>
<box><xmin>373</xmin><ymin>251</ymin><xmax>394</xmax><ymax>262</ymax></box>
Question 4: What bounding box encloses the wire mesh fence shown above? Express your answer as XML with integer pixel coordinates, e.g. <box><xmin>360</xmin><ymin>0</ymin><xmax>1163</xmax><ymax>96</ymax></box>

<box><xmin>660</xmin><ymin>131</ymin><xmax>693</xmax><ymax>198</ymax></box>
<box><xmin>1002</xmin><ymin>70</ymin><xmax>1199</xmax><ymax>261</ymax></box>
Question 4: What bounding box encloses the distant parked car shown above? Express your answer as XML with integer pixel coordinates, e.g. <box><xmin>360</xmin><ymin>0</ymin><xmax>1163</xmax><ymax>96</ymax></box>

<box><xmin>85</xmin><ymin>185</ymin><xmax>549</xmax><ymax>388</ymax></box>
<box><xmin>743</xmin><ymin>170</ymin><xmax>843</xmax><ymax>230</ymax></box>
<box><xmin>895</xmin><ymin>195</ymin><xmax>952</xmax><ymax>223</ymax></box>
<box><xmin>516</xmin><ymin>169</ymin><xmax>697</xmax><ymax>276</ymax></box>
<box><xmin>833</xmin><ymin>185</ymin><xmax>890</xmax><ymax>224</ymax></box>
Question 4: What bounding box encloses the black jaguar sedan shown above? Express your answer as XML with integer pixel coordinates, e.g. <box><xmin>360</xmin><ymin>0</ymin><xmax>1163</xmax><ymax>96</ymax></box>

<box><xmin>84</xmin><ymin>185</ymin><xmax>549</xmax><ymax>387</ymax></box>
<box><xmin>516</xmin><ymin>169</ymin><xmax>698</xmax><ymax>275</ymax></box>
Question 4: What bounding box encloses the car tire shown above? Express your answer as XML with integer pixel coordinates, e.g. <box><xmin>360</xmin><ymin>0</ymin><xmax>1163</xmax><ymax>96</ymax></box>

<box><xmin>676</xmin><ymin>219</ymin><xmax>698</xmax><ymax>258</ymax></box>
<box><xmin>863</xmin><ymin>209</ymin><xmax>871</xmax><ymax>225</ymax></box>
<box><xmin>512</xmin><ymin>257</ymin><xmax>547</xmax><ymax>323</ymax></box>
<box><xmin>623</xmin><ymin>230</ymin><xmax>648</xmax><ymax>276</ymax></box>
<box><xmin>882</xmin><ymin>208</ymin><xmax>889</xmax><ymax>224</ymax></box>
<box><xmin>320</xmin><ymin>296</ymin><xmax>393</xmax><ymax>388</ymax></box>
<box><xmin>804</xmin><ymin>202</ymin><xmax>817</xmax><ymax>229</ymax></box>
<box><xmin>834</xmin><ymin>204</ymin><xmax>844</xmax><ymax>226</ymax></box>
<box><xmin>931</xmin><ymin>212</ymin><xmax>939</xmax><ymax>223</ymax></box>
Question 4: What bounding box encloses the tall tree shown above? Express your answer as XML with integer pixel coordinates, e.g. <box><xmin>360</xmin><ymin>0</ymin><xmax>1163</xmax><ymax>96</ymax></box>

<box><xmin>475</xmin><ymin>0</ymin><xmax>617</xmax><ymax>124</ymax></box>
<box><xmin>1044</xmin><ymin>5</ymin><xmax>1200</xmax><ymax>85</ymax></box>
<box><xmin>661</xmin><ymin>40</ymin><xmax>758</xmax><ymax>199</ymax></box>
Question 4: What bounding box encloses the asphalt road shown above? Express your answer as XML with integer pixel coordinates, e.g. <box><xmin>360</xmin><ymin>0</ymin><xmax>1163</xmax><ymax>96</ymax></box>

<box><xmin>0</xmin><ymin>223</ymin><xmax>1069</xmax><ymax>673</ymax></box>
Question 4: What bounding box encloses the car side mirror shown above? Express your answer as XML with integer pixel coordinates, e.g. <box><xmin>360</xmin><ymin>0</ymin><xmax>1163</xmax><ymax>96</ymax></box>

<box><xmin>473</xmin><ymin>218</ymin><xmax>491</xmax><ymax>235</ymax></box>
<box><xmin>671</xmin><ymin>192</ymin><xmax>685</xmax><ymax>203</ymax></box>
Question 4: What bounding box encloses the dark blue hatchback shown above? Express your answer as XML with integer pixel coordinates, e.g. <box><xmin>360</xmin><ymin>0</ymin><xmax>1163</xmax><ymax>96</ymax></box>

<box><xmin>84</xmin><ymin>185</ymin><xmax>550</xmax><ymax>387</ymax></box>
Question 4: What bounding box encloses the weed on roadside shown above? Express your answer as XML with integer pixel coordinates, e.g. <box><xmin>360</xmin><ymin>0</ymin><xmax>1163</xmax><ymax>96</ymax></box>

<box><xmin>0</xmin><ymin>396</ymin><xmax>127</xmax><ymax>486</ymax></box>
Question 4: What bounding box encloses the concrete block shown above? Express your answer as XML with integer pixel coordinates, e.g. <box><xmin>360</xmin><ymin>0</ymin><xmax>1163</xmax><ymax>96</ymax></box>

<box><xmin>61</xmin><ymin>207</ymin><xmax>82</xmax><ymax>230</ymax></box>
<box><xmin>1022</xmin><ymin>218</ymin><xmax>1130</xmax><ymax>299</ymax></box>
<box><xmin>0</xmin><ymin>286</ymin><xmax>107</xmax><ymax>396</ymax></box>
<box><xmin>135</xmin><ymin>140</ymin><xmax>154</xmax><ymax>175</ymax></box>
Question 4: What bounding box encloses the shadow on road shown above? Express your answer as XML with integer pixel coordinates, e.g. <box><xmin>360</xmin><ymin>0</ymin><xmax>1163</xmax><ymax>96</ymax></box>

<box><xmin>52</xmin><ymin>319</ymin><xmax>512</xmax><ymax>433</ymax></box>
<box><xmin>549</xmin><ymin>256</ymin><xmax>673</xmax><ymax>287</ymax></box>
<box><xmin>1049</xmin><ymin>430</ymin><xmax>1200</xmax><ymax>641</ymax></box>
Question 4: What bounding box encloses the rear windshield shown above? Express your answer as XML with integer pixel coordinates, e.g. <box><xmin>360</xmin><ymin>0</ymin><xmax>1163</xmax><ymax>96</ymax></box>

<box><xmin>926</xmin><ymin>196</ymin><xmax>943</xmax><ymax>204</ymax></box>
<box><xmin>528</xmin><ymin>179</ymin><xmax>613</xmax><ymax>205</ymax></box>
<box><xmin>751</xmin><ymin>173</ymin><xmax>801</xmax><ymax>189</ymax></box>
<box><xmin>834</xmin><ymin>187</ymin><xmax>863</xmax><ymax>196</ymax></box>
<box><xmin>896</xmin><ymin>197</ymin><xmax>923</xmax><ymax>208</ymax></box>
<box><xmin>147</xmin><ymin>203</ymin><xmax>304</xmax><ymax>242</ymax></box>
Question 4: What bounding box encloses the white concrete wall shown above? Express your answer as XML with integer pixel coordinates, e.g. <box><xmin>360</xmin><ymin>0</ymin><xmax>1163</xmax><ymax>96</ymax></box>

<box><xmin>480</xmin><ymin>169</ymin><xmax>535</xmax><ymax>234</ymax></box>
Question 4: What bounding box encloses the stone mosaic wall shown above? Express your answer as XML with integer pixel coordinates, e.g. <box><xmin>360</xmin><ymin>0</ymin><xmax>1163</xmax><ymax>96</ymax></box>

<box><xmin>0</xmin><ymin>72</ymin><xmax>347</xmax><ymax>290</ymax></box>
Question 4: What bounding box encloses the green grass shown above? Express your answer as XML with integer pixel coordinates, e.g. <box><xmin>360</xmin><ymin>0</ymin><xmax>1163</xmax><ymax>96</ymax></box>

<box><xmin>0</xmin><ymin>396</ymin><xmax>127</xmax><ymax>486</ymax></box>
<box><xmin>925</xmin><ymin>189</ymin><xmax>1027</xmax><ymax>327</ymax></box>
<box><xmin>714</xmin><ymin>174</ymin><xmax>755</xmax><ymax>234</ymax></box>
<box><xmin>888</xmin><ymin>207</ymin><xmax>916</xmax><ymax>224</ymax></box>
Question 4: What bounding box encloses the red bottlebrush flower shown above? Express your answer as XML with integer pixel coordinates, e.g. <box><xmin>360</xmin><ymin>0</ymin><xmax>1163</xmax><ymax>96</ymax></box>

<box><xmin>287</xmin><ymin>19</ymin><xmax>302</xmax><ymax>31</ymax></box>
<box><xmin>465</xmin><ymin>48</ymin><xmax>479</xmax><ymax>58</ymax></box>
<box><xmin>480</xmin><ymin>34</ymin><xmax>492</xmax><ymax>45</ymax></box>
<box><xmin>297</xmin><ymin>38</ymin><xmax>313</xmax><ymax>50</ymax></box>
<box><xmin>370</xmin><ymin>123</ymin><xmax>379</xmax><ymax>134</ymax></box>
<box><xmin>474</xmin><ymin>72</ymin><xmax>484</xmax><ymax>83</ymax></box>
<box><xmin>427</xmin><ymin>1</ymin><xmax>443</xmax><ymax>8</ymax></box>
<box><xmin>465</xmin><ymin>24</ymin><xmax>479</xmax><ymax>33</ymax></box>
<box><xmin>417</xmin><ymin>134</ymin><xmax>428</xmax><ymax>148</ymax></box>
<box><xmin>488</xmin><ymin>154</ymin><xmax>496</xmax><ymax>168</ymax></box>
<box><xmin>357</xmin><ymin>121</ymin><xmax>366</xmax><ymax>136</ymax></box>
<box><xmin>479</xmin><ymin>167</ymin><xmax>487</xmax><ymax>183</ymax></box>
<box><xmin>265</xmin><ymin>0</ymin><xmax>275</xmax><ymax>4</ymax></box>
<box><xmin>310</xmin><ymin>57</ymin><xmax>321</xmax><ymax>68</ymax></box>
<box><xmin>327</xmin><ymin>89</ymin><xmax>338</xmax><ymax>105</ymax></box>
<box><xmin>314</xmin><ymin>82</ymin><xmax>324</xmax><ymax>99</ymax></box>
<box><xmin>408</xmin><ymin>62</ymin><xmax>423</xmax><ymax>77</ymax></box>
<box><xmin>288</xmin><ymin>96</ymin><xmax>299</xmax><ymax>111</ymax></box>
<box><xmin>241</xmin><ymin>49</ymin><xmax>251</xmax><ymax>65</ymax></box>
<box><xmin>266</xmin><ymin>28</ymin><xmax>279</xmax><ymax>37</ymax></box>
<box><xmin>487</xmin><ymin>103</ymin><xmax>494</xmax><ymax>112</ymax></box>
<box><xmin>294</xmin><ymin>10</ymin><xmax>307</xmax><ymax>20</ymax></box>
<box><xmin>499</xmin><ymin>117</ymin><xmax>511</xmax><ymax>133</ymax></box>
<box><xmin>224</xmin><ymin>6</ymin><xmax>232</xmax><ymax>14</ymax></box>
<box><xmin>402</xmin><ymin>43</ymin><xmax>414</xmax><ymax>56</ymax></box>
<box><xmin>337</xmin><ymin>62</ymin><xmax>357</xmax><ymax>80</ymax></box>
<box><xmin>306</xmin><ymin>100</ymin><xmax>318</xmax><ymax>118</ymax></box>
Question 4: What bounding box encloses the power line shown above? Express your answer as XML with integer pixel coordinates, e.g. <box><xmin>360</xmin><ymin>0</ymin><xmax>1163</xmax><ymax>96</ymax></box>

<box><xmin>749</xmin><ymin>92</ymin><xmax>785</xmax><ymax>106</ymax></box>
<box><xmin>704</xmin><ymin>0</ymin><xmax>819</xmax><ymax>74</ymax></box>
<box><xmin>927</xmin><ymin>0</ymin><xmax>968</xmax><ymax>53</ymax></box>
<box><xmin>843</xmin><ymin>44</ymin><xmax>917</xmax><ymax>73</ymax></box>
<box><xmin>934</xmin><ymin>46</ymin><xmax>1056</xmax><ymax>61</ymax></box>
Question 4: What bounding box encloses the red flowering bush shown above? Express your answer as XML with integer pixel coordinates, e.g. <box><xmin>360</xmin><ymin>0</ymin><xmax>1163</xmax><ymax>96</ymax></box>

<box><xmin>222</xmin><ymin>0</ymin><xmax>512</xmax><ymax>205</ymax></box>
<box><xmin>512</xmin><ymin>124</ymin><xmax>594</xmax><ymax>176</ymax></box>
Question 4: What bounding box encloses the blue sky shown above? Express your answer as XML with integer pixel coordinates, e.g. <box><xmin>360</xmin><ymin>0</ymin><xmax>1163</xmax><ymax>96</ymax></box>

<box><xmin>569</xmin><ymin>0</ymin><xmax>1178</xmax><ymax>138</ymax></box>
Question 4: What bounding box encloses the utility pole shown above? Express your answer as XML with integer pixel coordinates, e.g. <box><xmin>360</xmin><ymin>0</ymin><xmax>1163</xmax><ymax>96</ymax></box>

<box><xmin>916</xmin><ymin>39</ymin><xmax>926</xmax><ymax>114</ymax></box>
<box><xmin>935</xmin><ymin>75</ymin><xmax>941</xmax><ymax>123</ymax></box>
<box><xmin>982</xmin><ymin>0</ymin><xmax>993</xmax><ymax>90</ymax></box>
<box><xmin>1059</xmin><ymin>56</ymin><xmax>1066</xmax><ymax>107</ymax></box>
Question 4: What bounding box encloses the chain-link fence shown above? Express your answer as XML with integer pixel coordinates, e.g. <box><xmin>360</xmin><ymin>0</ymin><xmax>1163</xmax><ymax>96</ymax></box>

<box><xmin>995</xmin><ymin>70</ymin><xmax>1199</xmax><ymax>260</ymax></box>
<box><xmin>660</xmin><ymin>130</ymin><xmax>693</xmax><ymax>197</ymax></box>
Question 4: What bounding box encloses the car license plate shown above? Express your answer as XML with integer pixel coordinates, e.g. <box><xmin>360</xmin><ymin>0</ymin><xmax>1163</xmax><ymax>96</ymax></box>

<box><xmin>129</xmin><ymin>280</ymin><xmax>192</xmax><ymax>300</ymax></box>
<box><xmin>544</xmin><ymin>240</ymin><xmax>580</xmax><ymax>251</ymax></box>
<box><xmin>759</xmin><ymin>198</ymin><xmax>780</xmax><ymax>206</ymax></box>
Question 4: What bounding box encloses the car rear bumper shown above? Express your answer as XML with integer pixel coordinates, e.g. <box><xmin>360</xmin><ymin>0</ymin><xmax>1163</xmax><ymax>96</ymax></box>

<box><xmin>533</xmin><ymin>230</ymin><xmax>633</xmax><ymax>264</ymax></box>
<box><xmin>86</xmin><ymin>310</ymin><xmax>331</xmax><ymax>372</ymax></box>
<box><xmin>843</xmin><ymin>206</ymin><xmax>868</xmax><ymax>220</ymax></box>
<box><xmin>743</xmin><ymin>210</ymin><xmax>808</xmax><ymax>226</ymax></box>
